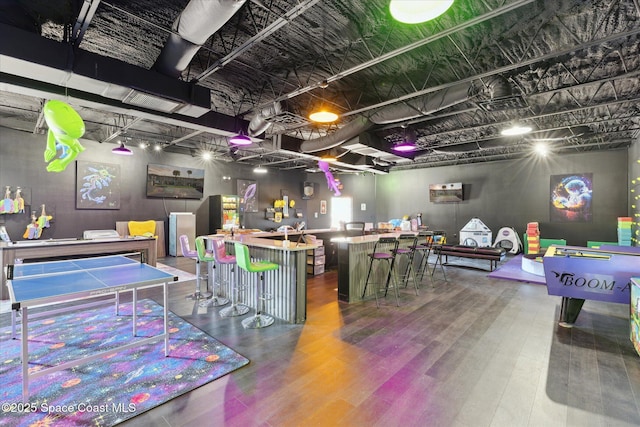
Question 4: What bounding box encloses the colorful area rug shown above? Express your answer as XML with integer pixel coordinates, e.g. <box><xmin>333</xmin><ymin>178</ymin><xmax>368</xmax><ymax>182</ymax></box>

<box><xmin>0</xmin><ymin>299</ymin><xmax>249</xmax><ymax>426</ymax></box>
<box><xmin>487</xmin><ymin>254</ymin><xmax>546</xmax><ymax>285</ymax></box>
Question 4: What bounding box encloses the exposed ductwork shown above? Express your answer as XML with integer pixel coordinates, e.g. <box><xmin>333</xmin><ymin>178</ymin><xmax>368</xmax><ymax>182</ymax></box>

<box><xmin>248</xmin><ymin>102</ymin><xmax>282</xmax><ymax>137</ymax></box>
<box><xmin>368</xmin><ymin>82</ymin><xmax>476</xmax><ymax>125</ymax></box>
<box><xmin>153</xmin><ymin>0</ymin><xmax>247</xmax><ymax>78</ymax></box>
<box><xmin>300</xmin><ymin>116</ymin><xmax>373</xmax><ymax>153</ymax></box>
<box><xmin>299</xmin><ymin>76</ymin><xmax>517</xmax><ymax>154</ymax></box>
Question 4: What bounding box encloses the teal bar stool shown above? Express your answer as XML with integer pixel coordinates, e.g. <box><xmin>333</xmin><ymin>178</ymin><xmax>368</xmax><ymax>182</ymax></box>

<box><xmin>194</xmin><ymin>236</ymin><xmax>229</xmax><ymax>307</ymax></box>
<box><xmin>234</xmin><ymin>242</ymin><xmax>279</xmax><ymax>329</ymax></box>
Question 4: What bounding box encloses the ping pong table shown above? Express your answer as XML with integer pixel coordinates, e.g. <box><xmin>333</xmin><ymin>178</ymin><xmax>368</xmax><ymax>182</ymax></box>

<box><xmin>7</xmin><ymin>254</ymin><xmax>178</xmax><ymax>401</ymax></box>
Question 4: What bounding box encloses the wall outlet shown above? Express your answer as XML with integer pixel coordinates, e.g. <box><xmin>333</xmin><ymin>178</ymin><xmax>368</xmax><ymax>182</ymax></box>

<box><xmin>361</xmin><ymin>203</ymin><xmax>366</xmax><ymax>211</ymax></box>
<box><xmin>314</xmin><ymin>212</ymin><xmax>318</xmax><ymax>218</ymax></box>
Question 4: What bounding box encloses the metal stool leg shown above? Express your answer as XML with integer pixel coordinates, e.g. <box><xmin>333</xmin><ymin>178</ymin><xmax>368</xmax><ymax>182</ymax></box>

<box><xmin>185</xmin><ymin>259</ymin><xmax>212</xmax><ymax>300</ymax></box>
<box><xmin>200</xmin><ymin>261</ymin><xmax>229</xmax><ymax>307</ymax></box>
<box><xmin>242</xmin><ymin>272</ymin><xmax>274</xmax><ymax>329</ymax></box>
<box><xmin>219</xmin><ymin>265</ymin><xmax>250</xmax><ymax>317</ymax></box>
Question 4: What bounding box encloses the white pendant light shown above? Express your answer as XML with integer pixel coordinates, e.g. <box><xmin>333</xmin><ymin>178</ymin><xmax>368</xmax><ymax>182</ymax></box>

<box><xmin>390</xmin><ymin>0</ymin><xmax>454</xmax><ymax>24</ymax></box>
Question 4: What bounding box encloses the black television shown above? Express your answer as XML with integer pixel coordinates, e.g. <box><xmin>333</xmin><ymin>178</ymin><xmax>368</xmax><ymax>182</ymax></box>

<box><xmin>146</xmin><ymin>164</ymin><xmax>205</xmax><ymax>199</ymax></box>
<box><xmin>429</xmin><ymin>182</ymin><xmax>463</xmax><ymax>203</ymax></box>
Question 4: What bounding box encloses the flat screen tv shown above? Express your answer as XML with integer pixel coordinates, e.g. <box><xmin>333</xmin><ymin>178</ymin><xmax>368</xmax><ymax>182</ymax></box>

<box><xmin>429</xmin><ymin>182</ymin><xmax>463</xmax><ymax>203</ymax></box>
<box><xmin>146</xmin><ymin>163</ymin><xmax>204</xmax><ymax>199</ymax></box>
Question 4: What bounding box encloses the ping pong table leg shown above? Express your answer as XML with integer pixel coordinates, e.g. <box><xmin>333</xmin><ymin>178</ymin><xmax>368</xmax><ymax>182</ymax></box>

<box><xmin>133</xmin><ymin>288</ymin><xmax>137</xmax><ymax>337</ymax></box>
<box><xmin>21</xmin><ymin>307</ymin><xmax>29</xmax><ymax>402</ymax></box>
<box><xmin>11</xmin><ymin>309</ymin><xmax>16</xmax><ymax>339</ymax></box>
<box><xmin>164</xmin><ymin>281</ymin><xmax>169</xmax><ymax>357</ymax></box>
<box><xmin>115</xmin><ymin>291</ymin><xmax>120</xmax><ymax>315</ymax></box>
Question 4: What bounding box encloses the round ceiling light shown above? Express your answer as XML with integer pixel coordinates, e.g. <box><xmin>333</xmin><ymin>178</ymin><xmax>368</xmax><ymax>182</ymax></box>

<box><xmin>309</xmin><ymin>110</ymin><xmax>339</xmax><ymax>123</ymax></box>
<box><xmin>392</xmin><ymin>141</ymin><xmax>417</xmax><ymax>152</ymax></box>
<box><xmin>389</xmin><ymin>0</ymin><xmax>454</xmax><ymax>24</ymax></box>
<box><xmin>229</xmin><ymin>133</ymin><xmax>252</xmax><ymax>145</ymax></box>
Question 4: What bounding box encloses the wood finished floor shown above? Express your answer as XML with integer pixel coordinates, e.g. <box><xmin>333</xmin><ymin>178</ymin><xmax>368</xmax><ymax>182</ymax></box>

<box><xmin>7</xmin><ymin>255</ymin><xmax>640</xmax><ymax>426</ymax></box>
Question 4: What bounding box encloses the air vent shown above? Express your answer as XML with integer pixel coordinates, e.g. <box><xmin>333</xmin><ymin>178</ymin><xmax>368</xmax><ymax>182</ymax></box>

<box><xmin>477</xmin><ymin>94</ymin><xmax>528</xmax><ymax>112</ymax></box>
<box><xmin>122</xmin><ymin>89</ymin><xmax>183</xmax><ymax>113</ymax></box>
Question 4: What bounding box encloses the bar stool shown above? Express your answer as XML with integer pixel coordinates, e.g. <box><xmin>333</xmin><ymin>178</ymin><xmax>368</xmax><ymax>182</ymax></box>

<box><xmin>361</xmin><ymin>237</ymin><xmax>400</xmax><ymax>307</ymax></box>
<box><xmin>215</xmin><ymin>238</ymin><xmax>250</xmax><ymax>317</ymax></box>
<box><xmin>194</xmin><ymin>237</ymin><xmax>229</xmax><ymax>308</ymax></box>
<box><xmin>412</xmin><ymin>231</ymin><xmax>434</xmax><ymax>282</ymax></box>
<box><xmin>180</xmin><ymin>235</ymin><xmax>212</xmax><ymax>300</ymax></box>
<box><xmin>430</xmin><ymin>231</ymin><xmax>448</xmax><ymax>281</ymax></box>
<box><xmin>234</xmin><ymin>242</ymin><xmax>279</xmax><ymax>329</ymax></box>
<box><xmin>393</xmin><ymin>234</ymin><xmax>419</xmax><ymax>295</ymax></box>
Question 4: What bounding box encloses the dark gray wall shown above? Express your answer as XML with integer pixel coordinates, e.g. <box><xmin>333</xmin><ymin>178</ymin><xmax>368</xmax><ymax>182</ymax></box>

<box><xmin>1</xmin><ymin>125</ymin><xmax>636</xmax><ymax>249</ymax></box>
<box><xmin>375</xmin><ymin>150</ymin><xmax>630</xmax><ymax>246</ymax></box>
<box><xmin>0</xmin><ymin>127</ymin><xmax>309</xmax><ymax>245</ymax></box>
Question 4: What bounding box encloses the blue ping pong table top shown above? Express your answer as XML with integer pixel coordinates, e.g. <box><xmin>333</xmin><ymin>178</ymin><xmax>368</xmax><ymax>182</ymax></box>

<box><xmin>9</xmin><ymin>255</ymin><xmax>176</xmax><ymax>303</ymax></box>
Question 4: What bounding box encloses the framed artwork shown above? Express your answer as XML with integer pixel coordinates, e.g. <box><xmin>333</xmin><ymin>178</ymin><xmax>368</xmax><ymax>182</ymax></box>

<box><xmin>550</xmin><ymin>173</ymin><xmax>593</xmax><ymax>222</ymax></box>
<box><xmin>237</xmin><ymin>179</ymin><xmax>258</xmax><ymax>213</ymax></box>
<box><xmin>320</xmin><ymin>200</ymin><xmax>327</xmax><ymax>215</ymax></box>
<box><xmin>146</xmin><ymin>163</ymin><xmax>204</xmax><ymax>199</ymax></box>
<box><xmin>76</xmin><ymin>161</ymin><xmax>121</xmax><ymax>209</ymax></box>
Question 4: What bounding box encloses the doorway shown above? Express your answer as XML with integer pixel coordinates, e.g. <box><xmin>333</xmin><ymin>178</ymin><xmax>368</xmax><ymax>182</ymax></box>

<box><xmin>330</xmin><ymin>197</ymin><xmax>352</xmax><ymax>229</ymax></box>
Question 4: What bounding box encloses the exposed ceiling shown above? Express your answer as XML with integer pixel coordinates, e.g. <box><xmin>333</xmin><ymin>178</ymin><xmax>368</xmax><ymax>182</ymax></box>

<box><xmin>0</xmin><ymin>0</ymin><xmax>639</xmax><ymax>174</ymax></box>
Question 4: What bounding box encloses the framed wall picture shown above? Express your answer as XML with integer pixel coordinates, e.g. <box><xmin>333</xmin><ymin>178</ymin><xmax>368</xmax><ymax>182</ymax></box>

<box><xmin>550</xmin><ymin>173</ymin><xmax>593</xmax><ymax>222</ymax></box>
<box><xmin>146</xmin><ymin>163</ymin><xmax>204</xmax><ymax>199</ymax></box>
<box><xmin>76</xmin><ymin>161</ymin><xmax>121</xmax><ymax>209</ymax></box>
<box><xmin>320</xmin><ymin>200</ymin><xmax>327</xmax><ymax>215</ymax></box>
<box><xmin>237</xmin><ymin>179</ymin><xmax>258</xmax><ymax>213</ymax></box>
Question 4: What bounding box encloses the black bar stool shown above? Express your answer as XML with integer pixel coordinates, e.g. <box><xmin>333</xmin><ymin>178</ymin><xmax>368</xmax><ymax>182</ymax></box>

<box><xmin>412</xmin><ymin>231</ymin><xmax>434</xmax><ymax>283</ymax></box>
<box><xmin>393</xmin><ymin>234</ymin><xmax>419</xmax><ymax>295</ymax></box>
<box><xmin>430</xmin><ymin>231</ymin><xmax>448</xmax><ymax>281</ymax></box>
<box><xmin>361</xmin><ymin>237</ymin><xmax>400</xmax><ymax>307</ymax></box>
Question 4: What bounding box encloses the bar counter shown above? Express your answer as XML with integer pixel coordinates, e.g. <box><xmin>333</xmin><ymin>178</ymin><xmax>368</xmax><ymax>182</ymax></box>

<box><xmin>331</xmin><ymin>232</ymin><xmax>420</xmax><ymax>303</ymax></box>
<box><xmin>205</xmin><ymin>235</ymin><xmax>318</xmax><ymax>324</ymax></box>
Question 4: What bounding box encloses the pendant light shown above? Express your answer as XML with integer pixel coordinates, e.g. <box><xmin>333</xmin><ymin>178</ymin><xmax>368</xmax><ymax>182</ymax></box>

<box><xmin>229</xmin><ymin>132</ymin><xmax>252</xmax><ymax>146</ymax></box>
<box><xmin>309</xmin><ymin>80</ymin><xmax>339</xmax><ymax>123</ymax></box>
<box><xmin>112</xmin><ymin>141</ymin><xmax>133</xmax><ymax>155</ymax></box>
<box><xmin>390</xmin><ymin>0</ymin><xmax>454</xmax><ymax>24</ymax></box>
<box><xmin>392</xmin><ymin>125</ymin><xmax>417</xmax><ymax>152</ymax></box>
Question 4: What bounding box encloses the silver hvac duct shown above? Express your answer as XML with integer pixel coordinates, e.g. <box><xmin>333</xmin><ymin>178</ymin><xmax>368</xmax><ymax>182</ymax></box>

<box><xmin>299</xmin><ymin>76</ymin><xmax>513</xmax><ymax>153</ymax></box>
<box><xmin>153</xmin><ymin>0</ymin><xmax>247</xmax><ymax>78</ymax></box>
<box><xmin>368</xmin><ymin>82</ymin><xmax>475</xmax><ymax>125</ymax></box>
<box><xmin>248</xmin><ymin>102</ymin><xmax>282</xmax><ymax>137</ymax></box>
<box><xmin>300</xmin><ymin>116</ymin><xmax>373</xmax><ymax>153</ymax></box>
